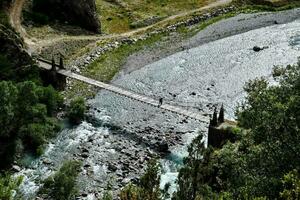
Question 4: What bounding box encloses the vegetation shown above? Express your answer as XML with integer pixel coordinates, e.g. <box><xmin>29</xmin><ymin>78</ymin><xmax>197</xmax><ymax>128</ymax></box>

<box><xmin>96</xmin><ymin>0</ymin><xmax>215</xmax><ymax>33</ymax></box>
<box><xmin>86</xmin><ymin>33</ymin><xmax>164</xmax><ymax>82</ymax></box>
<box><xmin>0</xmin><ymin>81</ymin><xmax>62</xmax><ymax>167</ymax></box>
<box><xmin>0</xmin><ymin>174</ymin><xmax>23</xmax><ymax>200</ymax></box>
<box><xmin>173</xmin><ymin>62</ymin><xmax>300</xmax><ymax>199</ymax></box>
<box><xmin>39</xmin><ymin>160</ymin><xmax>81</xmax><ymax>200</ymax></box>
<box><xmin>67</xmin><ymin>97</ymin><xmax>86</xmax><ymax>124</ymax></box>
<box><xmin>119</xmin><ymin>160</ymin><xmax>162</xmax><ymax>200</ymax></box>
<box><xmin>234</xmin><ymin>0</ymin><xmax>300</xmax><ymax>11</ymax></box>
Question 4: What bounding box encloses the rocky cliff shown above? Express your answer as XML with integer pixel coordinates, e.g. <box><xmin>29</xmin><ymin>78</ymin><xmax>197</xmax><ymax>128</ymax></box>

<box><xmin>0</xmin><ymin>26</ymin><xmax>31</xmax><ymax>66</ymax></box>
<box><xmin>33</xmin><ymin>0</ymin><xmax>100</xmax><ymax>33</ymax></box>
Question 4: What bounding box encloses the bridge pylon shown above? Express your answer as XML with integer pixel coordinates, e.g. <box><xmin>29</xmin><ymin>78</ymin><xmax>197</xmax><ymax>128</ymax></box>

<box><xmin>59</xmin><ymin>55</ymin><xmax>65</xmax><ymax>69</ymax></box>
<box><xmin>51</xmin><ymin>57</ymin><xmax>57</xmax><ymax>72</ymax></box>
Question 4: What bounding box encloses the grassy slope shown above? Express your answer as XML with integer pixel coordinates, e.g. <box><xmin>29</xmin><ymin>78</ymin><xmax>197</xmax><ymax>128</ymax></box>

<box><xmin>96</xmin><ymin>0</ymin><xmax>215</xmax><ymax>33</ymax></box>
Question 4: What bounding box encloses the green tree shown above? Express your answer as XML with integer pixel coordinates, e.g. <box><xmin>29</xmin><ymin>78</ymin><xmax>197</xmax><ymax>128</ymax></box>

<box><xmin>173</xmin><ymin>63</ymin><xmax>300</xmax><ymax>199</ymax></box>
<box><xmin>39</xmin><ymin>160</ymin><xmax>81</xmax><ymax>200</ymax></box>
<box><xmin>120</xmin><ymin>160</ymin><xmax>161</xmax><ymax>200</ymax></box>
<box><xmin>68</xmin><ymin>97</ymin><xmax>86</xmax><ymax>124</ymax></box>
<box><xmin>37</xmin><ymin>85</ymin><xmax>63</xmax><ymax>116</ymax></box>
<box><xmin>0</xmin><ymin>81</ymin><xmax>62</xmax><ymax>167</ymax></box>
<box><xmin>0</xmin><ymin>174</ymin><xmax>23</xmax><ymax>200</ymax></box>
<box><xmin>0</xmin><ymin>81</ymin><xmax>17</xmax><ymax>137</ymax></box>
<box><xmin>280</xmin><ymin>170</ymin><xmax>300</xmax><ymax>200</ymax></box>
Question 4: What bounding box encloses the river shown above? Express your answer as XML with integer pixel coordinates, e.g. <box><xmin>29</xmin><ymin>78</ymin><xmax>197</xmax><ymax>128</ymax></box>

<box><xmin>17</xmin><ymin>17</ymin><xmax>300</xmax><ymax>200</ymax></box>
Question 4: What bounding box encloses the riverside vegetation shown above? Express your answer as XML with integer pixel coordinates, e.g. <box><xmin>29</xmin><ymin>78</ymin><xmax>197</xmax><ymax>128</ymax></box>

<box><xmin>1</xmin><ymin>0</ymin><xmax>300</xmax><ymax>199</ymax></box>
<box><xmin>0</xmin><ymin>1</ymin><xmax>86</xmax><ymax>198</ymax></box>
<box><xmin>112</xmin><ymin>61</ymin><xmax>300</xmax><ymax>200</ymax></box>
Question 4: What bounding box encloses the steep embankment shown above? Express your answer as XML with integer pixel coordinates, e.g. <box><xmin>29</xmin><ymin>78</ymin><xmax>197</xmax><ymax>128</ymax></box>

<box><xmin>9</xmin><ymin>0</ymin><xmax>232</xmax><ymax>55</ymax></box>
<box><xmin>32</xmin><ymin>0</ymin><xmax>100</xmax><ymax>33</ymax></box>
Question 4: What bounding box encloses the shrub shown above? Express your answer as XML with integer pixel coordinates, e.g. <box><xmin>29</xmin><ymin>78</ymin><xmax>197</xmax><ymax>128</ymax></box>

<box><xmin>39</xmin><ymin>160</ymin><xmax>81</xmax><ymax>200</ymax></box>
<box><xmin>0</xmin><ymin>174</ymin><xmax>23</xmax><ymax>200</ymax></box>
<box><xmin>68</xmin><ymin>97</ymin><xmax>86</xmax><ymax>124</ymax></box>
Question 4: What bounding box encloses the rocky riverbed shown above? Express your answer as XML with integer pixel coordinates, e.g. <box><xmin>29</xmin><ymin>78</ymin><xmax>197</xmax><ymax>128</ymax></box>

<box><xmin>17</xmin><ymin>9</ymin><xmax>300</xmax><ymax>200</ymax></box>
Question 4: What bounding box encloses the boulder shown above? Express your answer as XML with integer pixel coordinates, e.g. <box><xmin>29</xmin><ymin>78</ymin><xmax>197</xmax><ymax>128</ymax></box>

<box><xmin>108</xmin><ymin>163</ymin><xmax>118</xmax><ymax>172</ymax></box>
<box><xmin>253</xmin><ymin>46</ymin><xmax>263</xmax><ymax>52</ymax></box>
<box><xmin>157</xmin><ymin>141</ymin><xmax>169</xmax><ymax>153</ymax></box>
<box><xmin>33</xmin><ymin>0</ymin><xmax>101</xmax><ymax>33</ymax></box>
<box><xmin>12</xmin><ymin>165</ymin><xmax>21</xmax><ymax>172</ymax></box>
<box><xmin>0</xmin><ymin>25</ymin><xmax>32</xmax><ymax>79</ymax></box>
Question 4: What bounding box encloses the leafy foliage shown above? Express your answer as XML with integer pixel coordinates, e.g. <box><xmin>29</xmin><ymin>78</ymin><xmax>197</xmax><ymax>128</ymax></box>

<box><xmin>173</xmin><ymin>63</ymin><xmax>300</xmax><ymax>199</ymax></box>
<box><xmin>39</xmin><ymin>160</ymin><xmax>81</xmax><ymax>200</ymax></box>
<box><xmin>68</xmin><ymin>97</ymin><xmax>86</xmax><ymax>124</ymax></box>
<box><xmin>0</xmin><ymin>81</ymin><xmax>62</xmax><ymax>168</ymax></box>
<box><xmin>120</xmin><ymin>160</ymin><xmax>161</xmax><ymax>200</ymax></box>
<box><xmin>280</xmin><ymin>170</ymin><xmax>300</xmax><ymax>200</ymax></box>
<box><xmin>0</xmin><ymin>174</ymin><xmax>23</xmax><ymax>200</ymax></box>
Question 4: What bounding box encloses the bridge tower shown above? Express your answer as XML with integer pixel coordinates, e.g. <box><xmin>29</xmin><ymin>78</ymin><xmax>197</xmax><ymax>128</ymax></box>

<box><xmin>59</xmin><ymin>55</ymin><xmax>65</xmax><ymax>69</ymax></box>
<box><xmin>51</xmin><ymin>57</ymin><xmax>57</xmax><ymax>72</ymax></box>
<box><xmin>42</xmin><ymin>55</ymin><xmax>66</xmax><ymax>90</ymax></box>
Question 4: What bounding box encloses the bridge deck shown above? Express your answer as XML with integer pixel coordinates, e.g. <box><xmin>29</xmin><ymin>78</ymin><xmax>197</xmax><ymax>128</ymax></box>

<box><xmin>38</xmin><ymin>60</ymin><xmax>210</xmax><ymax>123</ymax></box>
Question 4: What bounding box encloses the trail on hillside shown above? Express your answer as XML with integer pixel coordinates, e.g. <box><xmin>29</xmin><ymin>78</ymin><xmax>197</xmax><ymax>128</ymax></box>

<box><xmin>9</xmin><ymin>0</ymin><xmax>231</xmax><ymax>54</ymax></box>
<box><xmin>9</xmin><ymin>0</ymin><xmax>37</xmax><ymax>53</ymax></box>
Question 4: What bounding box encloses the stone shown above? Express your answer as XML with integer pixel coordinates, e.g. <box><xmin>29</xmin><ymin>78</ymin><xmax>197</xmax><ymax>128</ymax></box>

<box><xmin>108</xmin><ymin>164</ymin><xmax>118</xmax><ymax>172</ymax></box>
<box><xmin>253</xmin><ymin>46</ymin><xmax>263</xmax><ymax>52</ymax></box>
<box><xmin>84</xmin><ymin>164</ymin><xmax>91</xmax><ymax>168</ymax></box>
<box><xmin>12</xmin><ymin>165</ymin><xmax>21</xmax><ymax>172</ymax></box>
<box><xmin>81</xmin><ymin>193</ymin><xmax>88</xmax><ymax>197</ymax></box>
<box><xmin>157</xmin><ymin>141</ymin><xmax>169</xmax><ymax>153</ymax></box>
<box><xmin>43</xmin><ymin>158</ymin><xmax>52</xmax><ymax>165</ymax></box>
<box><xmin>81</xmin><ymin>153</ymin><xmax>89</xmax><ymax>158</ymax></box>
<box><xmin>82</xmin><ymin>148</ymin><xmax>89</xmax><ymax>153</ymax></box>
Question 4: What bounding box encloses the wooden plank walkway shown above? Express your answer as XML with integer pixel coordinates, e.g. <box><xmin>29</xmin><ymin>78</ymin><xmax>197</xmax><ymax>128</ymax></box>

<box><xmin>38</xmin><ymin>59</ymin><xmax>210</xmax><ymax>123</ymax></box>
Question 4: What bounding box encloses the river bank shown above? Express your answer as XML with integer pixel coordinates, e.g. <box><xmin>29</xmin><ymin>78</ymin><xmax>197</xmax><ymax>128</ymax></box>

<box><xmin>117</xmin><ymin>7</ymin><xmax>300</xmax><ymax>78</ymax></box>
<box><xmin>17</xmin><ymin>7</ymin><xmax>300</xmax><ymax>200</ymax></box>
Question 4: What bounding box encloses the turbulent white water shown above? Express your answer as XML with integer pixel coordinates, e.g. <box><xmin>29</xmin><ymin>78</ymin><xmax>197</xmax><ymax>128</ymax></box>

<box><xmin>17</xmin><ymin>19</ymin><xmax>300</xmax><ymax>199</ymax></box>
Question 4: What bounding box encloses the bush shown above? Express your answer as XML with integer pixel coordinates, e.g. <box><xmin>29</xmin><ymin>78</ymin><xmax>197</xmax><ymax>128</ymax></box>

<box><xmin>39</xmin><ymin>160</ymin><xmax>81</xmax><ymax>200</ymax></box>
<box><xmin>0</xmin><ymin>81</ymin><xmax>62</xmax><ymax>168</ymax></box>
<box><xmin>280</xmin><ymin>170</ymin><xmax>300</xmax><ymax>200</ymax></box>
<box><xmin>174</xmin><ymin>63</ymin><xmax>300</xmax><ymax>199</ymax></box>
<box><xmin>0</xmin><ymin>174</ymin><xmax>23</xmax><ymax>200</ymax></box>
<box><xmin>120</xmin><ymin>160</ymin><xmax>161</xmax><ymax>200</ymax></box>
<box><xmin>68</xmin><ymin>97</ymin><xmax>86</xmax><ymax>124</ymax></box>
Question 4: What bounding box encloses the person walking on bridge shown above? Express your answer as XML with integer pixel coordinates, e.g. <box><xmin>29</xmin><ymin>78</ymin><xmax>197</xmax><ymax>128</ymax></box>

<box><xmin>159</xmin><ymin>97</ymin><xmax>163</xmax><ymax>107</ymax></box>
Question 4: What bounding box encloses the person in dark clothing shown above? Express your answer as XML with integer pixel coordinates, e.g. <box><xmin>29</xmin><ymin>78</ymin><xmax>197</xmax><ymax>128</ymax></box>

<box><xmin>159</xmin><ymin>98</ymin><xmax>163</xmax><ymax>107</ymax></box>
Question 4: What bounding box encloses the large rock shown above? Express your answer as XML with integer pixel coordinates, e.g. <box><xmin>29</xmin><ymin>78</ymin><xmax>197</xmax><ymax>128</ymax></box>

<box><xmin>0</xmin><ymin>25</ymin><xmax>32</xmax><ymax>79</ymax></box>
<box><xmin>33</xmin><ymin>0</ymin><xmax>100</xmax><ymax>33</ymax></box>
<box><xmin>157</xmin><ymin>140</ymin><xmax>170</xmax><ymax>154</ymax></box>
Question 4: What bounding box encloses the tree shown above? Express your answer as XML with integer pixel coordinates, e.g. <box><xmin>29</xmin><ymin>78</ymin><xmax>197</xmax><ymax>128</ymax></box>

<box><xmin>280</xmin><ymin>170</ymin><xmax>300</xmax><ymax>200</ymax></box>
<box><xmin>173</xmin><ymin>63</ymin><xmax>300</xmax><ymax>199</ymax></box>
<box><xmin>39</xmin><ymin>160</ymin><xmax>81</xmax><ymax>200</ymax></box>
<box><xmin>68</xmin><ymin>97</ymin><xmax>86</xmax><ymax>124</ymax></box>
<box><xmin>120</xmin><ymin>160</ymin><xmax>161</xmax><ymax>200</ymax></box>
<box><xmin>0</xmin><ymin>81</ymin><xmax>17</xmax><ymax>137</ymax></box>
<box><xmin>218</xmin><ymin>104</ymin><xmax>225</xmax><ymax>124</ymax></box>
<box><xmin>210</xmin><ymin>107</ymin><xmax>218</xmax><ymax>127</ymax></box>
<box><xmin>37</xmin><ymin>85</ymin><xmax>63</xmax><ymax>116</ymax></box>
<box><xmin>0</xmin><ymin>174</ymin><xmax>23</xmax><ymax>200</ymax></box>
<box><xmin>0</xmin><ymin>81</ymin><xmax>62</xmax><ymax>167</ymax></box>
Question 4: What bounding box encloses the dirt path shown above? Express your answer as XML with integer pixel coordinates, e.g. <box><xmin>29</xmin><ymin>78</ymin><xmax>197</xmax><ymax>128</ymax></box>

<box><xmin>9</xmin><ymin>0</ymin><xmax>231</xmax><ymax>54</ymax></box>
<box><xmin>9</xmin><ymin>0</ymin><xmax>37</xmax><ymax>52</ymax></box>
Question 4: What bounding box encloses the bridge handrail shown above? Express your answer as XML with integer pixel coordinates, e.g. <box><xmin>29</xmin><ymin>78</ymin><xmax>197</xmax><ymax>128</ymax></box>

<box><xmin>37</xmin><ymin>57</ymin><xmax>61</xmax><ymax>67</ymax></box>
<box><xmin>37</xmin><ymin>57</ymin><xmax>210</xmax><ymax>122</ymax></box>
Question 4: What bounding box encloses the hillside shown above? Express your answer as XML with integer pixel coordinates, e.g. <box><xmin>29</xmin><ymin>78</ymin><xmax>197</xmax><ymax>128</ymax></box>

<box><xmin>1</xmin><ymin>0</ymin><xmax>300</xmax><ymax>199</ymax></box>
<box><xmin>96</xmin><ymin>0</ymin><xmax>216</xmax><ymax>33</ymax></box>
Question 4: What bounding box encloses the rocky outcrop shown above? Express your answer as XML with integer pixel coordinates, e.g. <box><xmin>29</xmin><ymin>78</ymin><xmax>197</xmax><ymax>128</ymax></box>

<box><xmin>0</xmin><ymin>25</ymin><xmax>32</xmax><ymax>79</ymax></box>
<box><xmin>33</xmin><ymin>0</ymin><xmax>100</xmax><ymax>33</ymax></box>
